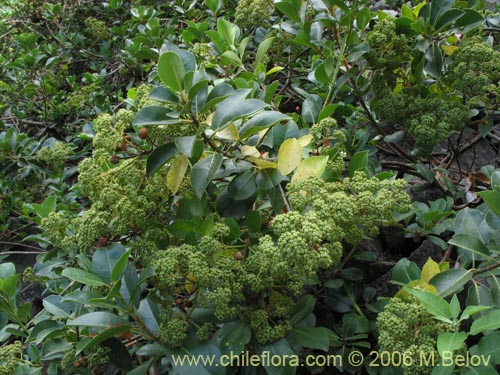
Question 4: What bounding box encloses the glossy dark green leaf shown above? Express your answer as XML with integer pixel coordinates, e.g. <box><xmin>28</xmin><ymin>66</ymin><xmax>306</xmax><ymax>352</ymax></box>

<box><xmin>158</xmin><ymin>51</ymin><xmax>185</xmax><ymax>92</ymax></box>
<box><xmin>92</xmin><ymin>243</ymin><xmax>127</xmax><ymax>284</ymax></box>
<box><xmin>425</xmin><ymin>44</ymin><xmax>443</xmax><ymax>79</ymax></box>
<box><xmin>245</xmin><ymin>210</ymin><xmax>261</xmax><ymax>233</ymax></box>
<box><xmin>356</xmin><ymin>7</ymin><xmax>371</xmax><ymax>30</ymax></box>
<box><xmin>448</xmin><ymin>233</ymin><xmax>490</xmax><ymax>259</ymax></box>
<box><xmin>435</xmin><ymin>9</ymin><xmax>464</xmax><ymax>31</ymax></box>
<box><xmin>429</xmin><ymin>0</ymin><xmax>453</xmax><ymax>26</ymax></box>
<box><xmin>256</xmin><ymin>339</ymin><xmax>296</xmax><ymax>375</ymax></box>
<box><xmin>212</xmin><ymin>90</ymin><xmax>269</xmax><ymax>130</ymax></box>
<box><xmin>148</xmin><ymin>86</ymin><xmax>179</xmax><ymax>103</ymax></box>
<box><xmin>228</xmin><ymin>170</ymin><xmax>257</xmax><ymax>200</ymax></box>
<box><xmin>290</xmin><ymin>295</ymin><xmax>316</xmax><ymax>326</ymax></box>
<box><xmin>275</xmin><ymin>1</ymin><xmax>301</xmax><ymax>23</ymax></box>
<box><xmin>348</xmin><ymin>150</ymin><xmax>369</xmax><ymax>177</ymax></box>
<box><xmin>453</xmin><ymin>9</ymin><xmax>484</xmax><ymax>33</ymax></box>
<box><xmin>470</xmin><ymin>331</ymin><xmax>500</xmax><ymax>365</ymax></box>
<box><xmin>470</xmin><ymin>310</ymin><xmax>500</xmax><ymax>335</ymax></box>
<box><xmin>239</xmin><ymin>111</ymin><xmax>291</xmax><ymax>140</ymax></box>
<box><xmin>288</xmin><ymin>327</ymin><xmax>330</xmax><ymax>351</ymax></box>
<box><xmin>62</xmin><ymin>268</ymin><xmax>106</xmax><ymax>287</ymax></box>
<box><xmin>405</xmin><ymin>289</ymin><xmax>451</xmax><ymax>320</ymax></box>
<box><xmin>133</xmin><ymin>106</ymin><xmax>178</xmax><ymax>126</ymax></box>
<box><xmin>478</xmin><ymin>191</ymin><xmax>500</xmax><ymax>218</ymax></box>
<box><xmin>67</xmin><ymin>312</ymin><xmax>129</xmax><ymax>328</ymax></box>
<box><xmin>391</xmin><ymin>258</ymin><xmax>421</xmax><ymax>285</ymax></box>
<box><xmin>76</xmin><ymin>325</ymin><xmax>130</xmax><ymax>355</ymax></box>
<box><xmin>219</xmin><ymin>320</ymin><xmax>251</xmax><ymax>355</ymax></box>
<box><xmin>256</xmin><ymin>168</ymin><xmax>284</xmax><ymax>190</ymax></box>
<box><xmin>175</xmin><ymin>136</ymin><xmax>197</xmax><ymax>157</ymax></box>
<box><xmin>190</xmin><ymin>153</ymin><xmax>224</xmax><ymax>198</ymax></box>
<box><xmin>430</xmin><ymin>268</ymin><xmax>472</xmax><ymax>298</ymax></box>
<box><xmin>146</xmin><ymin>142</ymin><xmax>179</xmax><ymax>177</ymax></box>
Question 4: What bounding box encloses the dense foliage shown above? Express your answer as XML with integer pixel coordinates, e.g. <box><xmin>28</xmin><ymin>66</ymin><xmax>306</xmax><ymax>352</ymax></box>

<box><xmin>1</xmin><ymin>0</ymin><xmax>500</xmax><ymax>374</ymax></box>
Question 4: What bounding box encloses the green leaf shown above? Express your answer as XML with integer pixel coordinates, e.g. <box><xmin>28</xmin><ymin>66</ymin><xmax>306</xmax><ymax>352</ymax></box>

<box><xmin>67</xmin><ymin>312</ymin><xmax>129</xmax><ymax>328</ymax></box>
<box><xmin>217</xmin><ymin>18</ymin><xmax>240</xmax><ymax>47</ymax></box>
<box><xmin>348</xmin><ymin>43</ymin><xmax>370</xmax><ymax>63</ymax></box>
<box><xmin>61</xmin><ymin>268</ymin><xmax>107</xmax><ymax>287</ymax></box>
<box><xmin>275</xmin><ymin>1</ymin><xmax>301</xmax><ymax>23</ymax></box>
<box><xmin>238</xmin><ymin>111</ymin><xmax>291</xmax><ymax>140</ymax></box>
<box><xmin>391</xmin><ymin>258</ymin><xmax>421</xmax><ymax>285</ymax></box>
<box><xmin>314</xmin><ymin>56</ymin><xmax>335</xmax><ymax>84</ymax></box>
<box><xmin>288</xmin><ymin>327</ymin><xmax>330</xmax><ymax>351</ymax></box>
<box><xmin>470</xmin><ymin>331</ymin><xmax>500</xmax><ymax>365</ymax></box>
<box><xmin>277</xmin><ymin>138</ymin><xmax>302</xmax><ymax>175</ymax></box>
<box><xmin>220</xmin><ymin>50</ymin><xmax>241</xmax><ymax>65</ymax></box>
<box><xmin>212</xmin><ymin>91</ymin><xmax>269</xmax><ymax>130</ymax></box>
<box><xmin>291</xmin><ymin>156</ymin><xmax>328</xmax><ymax>183</ymax></box>
<box><xmin>356</xmin><ymin>7</ymin><xmax>372</xmax><ymax>30</ymax></box>
<box><xmin>133</xmin><ymin>106</ymin><xmax>179</xmax><ymax>126</ymax></box>
<box><xmin>430</xmin><ymin>268</ymin><xmax>472</xmax><ymax>298</ymax></box>
<box><xmin>218</xmin><ymin>320</ymin><xmax>251</xmax><ymax>355</ymax></box>
<box><xmin>255</xmin><ymin>37</ymin><xmax>274</xmax><ymax>67</ymax></box>
<box><xmin>453</xmin><ymin>9</ymin><xmax>484</xmax><ymax>33</ymax></box>
<box><xmin>92</xmin><ymin>243</ymin><xmax>127</xmax><ymax>284</ymax></box>
<box><xmin>167</xmin><ymin>155</ymin><xmax>189</xmax><ymax>195</ymax></box>
<box><xmin>245</xmin><ymin>210</ymin><xmax>261</xmax><ymax>233</ymax></box>
<box><xmin>437</xmin><ymin>332</ymin><xmax>468</xmax><ymax>357</ymax></box>
<box><xmin>348</xmin><ymin>150</ymin><xmax>369</xmax><ymax>177</ymax></box>
<box><xmin>112</xmin><ymin>250</ymin><xmax>131</xmax><ymax>283</ymax></box>
<box><xmin>76</xmin><ymin>325</ymin><xmax>130</xmax><ymax>355</ymax></box>
<box><xmin>227</xmin><ymin>170</ymin><xmax>257</xmax><ymax>200</ymax></box>
<box><xmin>289</xmin><ymin>295</ymin><xmax>316</xmax><ymax>326</ymax></box>
<box><xmin>449</xmin><ymin>295</ymin><xmax>460</xmax><ymax>319</ymax></box>
<box><xmin>405</xmin><ymin>288</ymin><xmax>451</xmax><ymax>320</ymax></box>
<box><xmin>190</xmin><ymin>154</ymin><xmax>223</xmax><ymax>198</ymax></box>
<box><xmin>425</xmin><ymin>44</ymin><xmax>443</xmax><ymax>79</ymax></box>
<box><xmin>478</xmin><ymin>191</ymin><xmax>500</xmax><ymax>218</ymax></box>
<box><xmin>448</xmin><ymin>233</ymin><xmax>490</xmax><ymax>259</ymax></box>
<box><xmin>430</xmin><ymin>0</ymin><xmax>453</xmax><ymax>26</ymax></box>
<box><xmin>470</xmin><ymin>310</ymin><xmax>500</xmax><ymax>335</ymax></box>
<box><xmin>0</xmin><ymin>263</ymin><xmax>16</xmax><ymax>279</ymax></box>
<box><xmin>256</xmin><ymin>339</ymin><xmax>296</xmax><ymax>375</ymax></box>
<box><xmin>146</xmin><ymin>142</ymin><xmax>179</xmax><ymax>177</ymax></box>
<box><xmin>460</xmin><ymin>305</ymin><xmax>492</xmax><ymax>321</ymax></box>
<box><xmin>148</xmin><ymin>86</ymin><xmax>179</xmax><ymax>103</ymax></box>
<box><xmin>158</xmin><ymin>51</ymin><xmax>185</xmax><ymax>92</ymax></box>
<box><xmin>435</xmin><ymin>9</ymin><xmax>465</xmax><ymax>31</ymax></box>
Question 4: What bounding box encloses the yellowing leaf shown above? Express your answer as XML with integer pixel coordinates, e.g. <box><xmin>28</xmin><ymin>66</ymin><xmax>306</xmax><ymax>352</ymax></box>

<box><xmin>439</xmin><ymin>262</ymin><xmax>450</xmax><ymax>272</ymax></box>
<box><xmin>241</xmin><ymin>145</ymin><xmax>260</xmax><ymax>158</ymax></box>
<box><xmin>291</xmin><ymin>156</ymin><xmax>328</xmax><ymax>183</ymax></box>
<box><xmin>442</xmin><ymin>45</ymin><xmax>459</xmax><ymax>56</ymax></box>
<box><xmin>277</xmin><ymin>138</ymin><xmax>302</xmax><ymax>175</ymax></box>
<box><xmin>185</xmin><ymin>274</ymin><xmax>196</xmax><ymax>294</ymax></box>
<box><xmin>421</xmin><ymin>257</ymin><xmax>441</xmax><ymax>282</ymax></box>
<box><xmin>266</xmin><ymin>66</ymin><xmax>284</xmax><ymax>76</ymax></box>
<box><xmin>248</xmin><ymin>156</ymin><xmax>278</xmax><ymax>169</ymax></box>
<box><xmin>298</xmin><ymin>134</ymin><xmax>314</xmax><ymax>147</ymax></box>
<box><xmin>215</xmin><ymin>123</ymin><xmax>239</xmax><ymax>140</ymax></box>
<box><xmin>394</xmin><ymin>279</ymin><xmax>438</xmax><ymax>301</ymax></box>
<box><xmin>167</xmin><ymin>155</ymin><xmax>189</xmax><ymax>195</ymax></box>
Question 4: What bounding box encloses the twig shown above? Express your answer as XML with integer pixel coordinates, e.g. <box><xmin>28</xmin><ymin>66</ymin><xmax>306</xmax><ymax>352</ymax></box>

<box><xmin>278</xmin><ymin>183</ymin><xmax>291</xmax><ymax>212</ymax></box>
<box><xmin>0</xmin><ymin>241</ymin><xmax>47</xmax><ymax>252</ymax></box>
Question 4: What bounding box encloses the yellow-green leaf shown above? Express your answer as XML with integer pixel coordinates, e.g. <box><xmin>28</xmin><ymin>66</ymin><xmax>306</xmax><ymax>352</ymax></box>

<box><xmin>167</xmin><ymin>155</ymin><xmax>189</xmax><ymax>195</ymax></box>
<box><xmin>277</xmin><ymin>138</ymin><xmax>302</xmax><ymax>175</ymax></box>
<box><xmin>298</xmin><ymin>134</ymin><xmax>313</xmax><ymax>147</ymax></box>
<box><xmin>291</xmin><ymin>156</ymin><xmax>328</xmax><ymax>183</ymax></box>
<box><xmin>215</xmin><ymin>123</ymin><xmax>239</xmax><ymax>140</ymax></box>
<box><xmin>422</xmin><ymin>257</ymin><xmax>441</xmax><ymax>282</ymax></box>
